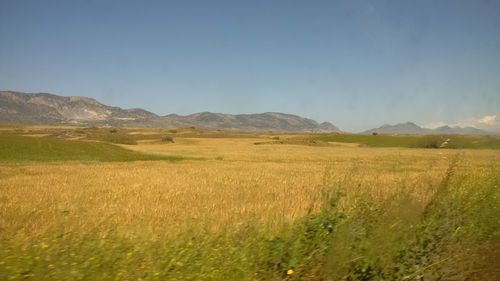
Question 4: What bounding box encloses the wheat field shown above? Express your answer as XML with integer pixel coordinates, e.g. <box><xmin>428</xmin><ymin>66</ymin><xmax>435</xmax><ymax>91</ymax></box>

<box><xmin>1</xmin><ymin>129</ymin><xmax>499</xmax><ymax>280</ymax></box>
<box><xmin>2</xmin><ymin>136</ymin><xmax>485</xmax><ymax>237</ymax></box>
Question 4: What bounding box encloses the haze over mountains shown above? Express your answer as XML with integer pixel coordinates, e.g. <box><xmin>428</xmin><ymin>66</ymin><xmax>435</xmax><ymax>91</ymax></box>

<box><xmin>0</xmin><ymin>91</ymin><xmax>339</xmax><ymax>132</ymax></box>
<box><xmin>363</xmin><ymin>122</ymin><xmax>493</xmax><ymax>136</ymax></box>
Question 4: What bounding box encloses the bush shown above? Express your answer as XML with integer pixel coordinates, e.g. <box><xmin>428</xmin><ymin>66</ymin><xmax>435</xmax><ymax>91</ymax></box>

<box><xmin>162</xmin><ymin>136</ymin><xmax>174</xmax><ymax>143</ymax></box>
<box><xmin>413</xmin><ymin>136</ymin><xmax>442</xmax><ymax>148</ymax></box>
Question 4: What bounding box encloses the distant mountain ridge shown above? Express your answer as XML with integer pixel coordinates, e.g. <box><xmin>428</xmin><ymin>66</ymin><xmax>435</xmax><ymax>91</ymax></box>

<box><xmin>0</xmin><ymin>91</ymin><xmax>340</xmax><ymax>132</ymax></box>
<box><xmin>363</xmin><ymin>122</ymin><xmax>493</xmax><ymax>135</ymax></box>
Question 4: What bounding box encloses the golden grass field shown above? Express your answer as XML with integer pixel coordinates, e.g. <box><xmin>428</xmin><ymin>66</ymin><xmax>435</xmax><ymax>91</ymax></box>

<box><xmin>2</xmin><ymin>134</ymin><xmax>498</xmax><ymax>236</ymax></box>
<box><xmin>0</xmin><ymin>127</ymin><xmax>499</xmax><ymax>280</ymax></box>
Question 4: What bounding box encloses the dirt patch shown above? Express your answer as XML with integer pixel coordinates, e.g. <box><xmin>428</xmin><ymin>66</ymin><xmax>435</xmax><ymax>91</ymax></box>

<box><xmin>327</xmin><ymin>142</ymin><xmax>363</xmax><ymax>147</ymax></box>
<box><xmin>128</xmin><ymin>131</ymin><xmax>160</xmax><ymax>135</ymax></box>
<box><xmin>21</xmin><ymin>134</ymin><xmax>52</xmax><ymax>138</ymax></box>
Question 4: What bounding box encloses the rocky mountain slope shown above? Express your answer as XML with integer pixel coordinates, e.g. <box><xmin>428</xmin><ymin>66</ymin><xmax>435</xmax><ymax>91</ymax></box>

<box><xmin>0</xmin><ymin>91</ymin><xmax>340</xmax><ymax>132</ymax></box>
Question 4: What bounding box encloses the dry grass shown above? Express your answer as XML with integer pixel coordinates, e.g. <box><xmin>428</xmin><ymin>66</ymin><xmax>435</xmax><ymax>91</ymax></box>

<box><xmin>1</xmin><ymin>130</ymin><xmax>499</xmax><ymax>280</ymax></box>
<box><xmin>1</xmin><ymin>161</ymin><xmax>325</xmax><ymax>239</ymax></box>
<box><xmin>2</xmin><ymin>136</ymin><xmax>498</xmax><ymax>242</ymax></box>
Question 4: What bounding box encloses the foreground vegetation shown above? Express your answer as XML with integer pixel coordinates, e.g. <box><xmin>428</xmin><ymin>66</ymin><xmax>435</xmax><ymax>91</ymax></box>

<box><xmin>0</xmin><ymin>126</ymin><xmax>499</xmax><ymax>280</ymax></box>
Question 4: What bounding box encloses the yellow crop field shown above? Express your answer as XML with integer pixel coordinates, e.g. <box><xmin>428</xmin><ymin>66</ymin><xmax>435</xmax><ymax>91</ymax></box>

<box><xmin>3</xmin><ymin>1</ymin><xmax>500</xmax><ymax>279</ymax></box>
<box><xmin>1</xmin><ymin>128</ymin><xmax>499</xmax><ymax>280</ymax></box>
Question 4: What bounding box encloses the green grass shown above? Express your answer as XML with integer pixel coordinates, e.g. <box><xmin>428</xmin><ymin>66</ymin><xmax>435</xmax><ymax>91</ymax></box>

<box><xmin>313</xmin><ymin>133</ymin><xmax>500</xmax><ymax>149</ymax></box>
<box><xmin>0</xmin><ymin>134</ymin><xmax>186</xmax><ymax>163</ymax></box>
<box><xmin>77</xmin><ymin>127</ymin><xmax>143</xmax><ymax>144</ymax></box>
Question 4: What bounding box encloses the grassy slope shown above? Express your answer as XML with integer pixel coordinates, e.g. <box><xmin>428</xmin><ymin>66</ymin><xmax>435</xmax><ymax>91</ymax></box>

<box><xmin>313</xmin><ymin>133</ymin><xmax>500</xmax><ymax>149</ymax></box>
<box><xmin>0</xmin><ymin>134</ymin><xmax>185</xmax><ymax>162</ymax></box>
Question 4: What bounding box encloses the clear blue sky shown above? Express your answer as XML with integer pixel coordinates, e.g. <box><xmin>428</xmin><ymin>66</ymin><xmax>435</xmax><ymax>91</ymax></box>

<box><xmin>1</xmin><ymin>0</ymin><xmax>499</xmax><ymax>132</ymax></box>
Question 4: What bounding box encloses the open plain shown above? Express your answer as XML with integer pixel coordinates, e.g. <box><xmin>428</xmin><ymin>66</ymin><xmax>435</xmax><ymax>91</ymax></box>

<box><xmin>1</xmin><ymin>126</ymin><xmax>499</xmax><ymax>280</ymax></box>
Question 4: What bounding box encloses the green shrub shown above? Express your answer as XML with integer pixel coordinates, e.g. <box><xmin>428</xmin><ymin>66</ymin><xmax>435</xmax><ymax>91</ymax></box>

<box><xmin>413</xmin><ymin>136</ymin><xmax>442</xmax><ymax>148</ymax></box>
<box><xmin>162</xmin><ymin>136</ymin><xmax>174</xmax><ymax>143</ymax></box>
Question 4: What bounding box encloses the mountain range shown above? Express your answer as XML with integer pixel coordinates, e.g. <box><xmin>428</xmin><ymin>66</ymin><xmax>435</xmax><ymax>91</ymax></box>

<box><xmin>0</xmin><ymin>91</ymin><xmax>340</xmax><ymax>132</ymax></box>
<box><xmin>1</xmin><ymin>91</ymin><xmax>495</xmax><ymax>135</ymax></box>
<box><xmin>362</xmin><ymin>122</ymin><xmax>492</xmax><ymax>135</ymax></box>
